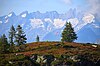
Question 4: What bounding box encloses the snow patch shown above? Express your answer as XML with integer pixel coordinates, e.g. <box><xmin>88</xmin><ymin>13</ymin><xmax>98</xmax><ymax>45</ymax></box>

<box><xmin>30</xmin><ymin>18</ymin><xmax>44</xmax><ymax>29</ymax></box>
<box><xmin>75</xmin><ymin>13</ymin><xmax>95</xmax><ymax>32</ymax></box>
<box><xmin>94</xmin><ymin>26</ymin><xmax>100</xmax><ymax>28</ymax></box>
<box><xmin>82</xmin><ymin>13</ymin><xmax>95</xmax><ymax>23</ymax></box>
<box><xmin>67</xmin><ymin>18</ymin><xmax>79</xmax><ymax>27</ymax></box>
<box><xmin>5</xmin><ymin>13</ymin><xmax>13</xmax><ymax>19</ymax></box>
<box><xmin>53</xmin><ymin>19</ymin><xmax>66</xmax><ymax>29</ymax></box>
<box><xmin>5</xmin><ymin>16</ymin><xmax>8</xmax><ymax>19</ymax></box>
<box><xmin>5</xmin><ymin>19</ymin><xmax>9</xmax><ymax>23</ymax></box>
<box><xmin>44</xmin><ymin>18</ymin><xmax>54</xmax><ymax>31</ymax></box>
<box><xmin>21</xmin><ymin>14</ymin><xmax>26</xmax><ymax>17</ymax></box>
<box><xmin>92</xmin><ymin>24</ymin><xmax>100</xmax><ymax>28</ymax></box>
<box><xmin>75</xmin><ymin>23</ymin><xmax>87</xmax><ymax>31</ymax></box>
<box><xmin>44</xmin><ymin>18</ymin><xmax>52</xmax><ymax>23</ymax></box>
<box><xmin>8</xmin><ymin>13</ymin><xmax>12</xmax><ymax>17</ymax></box>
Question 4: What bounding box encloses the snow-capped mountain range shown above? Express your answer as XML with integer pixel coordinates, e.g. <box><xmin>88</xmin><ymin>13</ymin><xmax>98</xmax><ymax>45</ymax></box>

<box><xmin>0</xmin><ymin>8</ymin><xmax>100</xmax><ymax>44</ymax></box>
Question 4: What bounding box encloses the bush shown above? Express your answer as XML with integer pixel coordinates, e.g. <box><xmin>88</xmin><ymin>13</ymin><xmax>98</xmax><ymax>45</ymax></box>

<box><xmin>63</xmin><ymin>45</ymin><xmax>75</xmax><ymax>49</ymax></box>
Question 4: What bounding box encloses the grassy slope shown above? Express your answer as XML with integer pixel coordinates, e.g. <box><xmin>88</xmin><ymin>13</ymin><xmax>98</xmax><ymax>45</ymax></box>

<box><xmin>0</xmin><ymin>42</ymin><xmax>100</xmax><ymax>65</ymax></box>
<box><xmin>17</xmin><ymin>42</ymin><xmax>100</xmax><ymax>57</ymax></box>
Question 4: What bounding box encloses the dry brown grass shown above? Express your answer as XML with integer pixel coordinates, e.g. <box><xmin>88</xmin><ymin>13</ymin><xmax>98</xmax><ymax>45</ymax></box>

<box><xmin>17</xmin><ymin>42</ymin><xmax>100</xmax><ymax>56</ymax></box>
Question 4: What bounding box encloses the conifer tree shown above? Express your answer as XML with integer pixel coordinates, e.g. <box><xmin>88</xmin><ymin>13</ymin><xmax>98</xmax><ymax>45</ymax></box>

<box><xmin>61</xmin><ymin>22</ymin><xmax>77</xmax><ymax>42</ymax></box>
<box><xmin>0</xmin><ymin>34</ymin><xmax>9</xmax><ymax>53</ymax></box>
<box><xmin>15</xmin><ymin>25</ymin><xmax>27</xmax><ymax>46</ymax></box>
<box><xmin>9</xmin><ymin>25</ymin><xmax>16</xmax><ymax>52</ymax></box>
<box><xmin>36</xmin><ymin>35</ymin><xmax>39</xmax><ymax>42</ymax></box>
<box><xmin>9</xmin><ymin>25</ymin><xmax>16</xmax><ymax>44</ymax></box>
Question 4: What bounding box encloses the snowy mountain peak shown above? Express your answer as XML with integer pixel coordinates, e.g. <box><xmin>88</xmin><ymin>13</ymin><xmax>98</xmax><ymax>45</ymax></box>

<box><xmin>4</xmin><ymin>12</ymin><xmax>15</xmax><ymax>19</ymax></box>
<box><xmin>21</xmin><ymin>13</ymin><xmax>27</xmax><ymax>18</ymax></box>
<box><xmin>8</xmin><ymin>13</ymin><xmax>12</xmax><ymax>17</ymax></box>
<box><xmin>0</xmin><ymin>10</ymin><xmax>100</xmax><ymax>43</ymax></box>
<box><xmin>20</xmin><ymin>11</ymin><xmax>28</xmax><ymax>18</ymax></box>
<box><xmin>8</xmin><ymin>12</ymin><xmax>15</xmax><ymax>17</ymax></box>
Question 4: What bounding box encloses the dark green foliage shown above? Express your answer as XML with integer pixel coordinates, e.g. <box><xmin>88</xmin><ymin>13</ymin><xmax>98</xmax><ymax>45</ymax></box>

<box><xmin>0</xmin><ymin>34</ymin><xmax>9</xmax><ymax>53</ymax></box>
<box><xmin>15</xmin><ymin>25</ymin><xmax>27</xmax><ymax>46</ymax></box>
<box><xmin>9</xmin><ymin>43</ymin><xmax>16</xmax><ymax>53</ymax></box>
<box><xmin>0</xmin><ymin>54</ymin><xmax>40</xmax><ymax>66</ymax></box>
<box><xmin>9</xmin><ymin>25</ymin><xmax>16</xmax><ymax>52</ymax></box>
<box><xmin>61</xmin><ymin>22</ymin><xmax>77</xmax><ymax>42</ymax></box>
<box><xmin>9</xmin><ymin>25</ymin><xmax>16</xmax><ymax>45</ymax></box>
<box><xmin>0</xmin><ymin>25</ymin><xmax>27</xmax><ymax>53</ymax></box>
<box><xmin>63</xmin><ymin>45</ymin><xmax>75</xmax><ymax>49</ymax></box>
<box><xmin>43</xmin><ymin>55</ymin><xmax>55</xmax><ymax>66</ymax></box>
<box><xmin>36</xmin><ymin>35</ymin><xmax>39</xmax><ymax>42</ymax></box>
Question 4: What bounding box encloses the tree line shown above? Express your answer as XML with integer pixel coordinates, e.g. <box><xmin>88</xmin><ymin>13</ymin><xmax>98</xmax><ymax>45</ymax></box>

<box><xmin>0</xmin><ymin>22</ymin><xmax>77</xmax><ymax>53</ymax></box>
<box><xmin>0</xmin><ymin>25</ymin><xmax>27</xmax><ymax>53</ymax></box>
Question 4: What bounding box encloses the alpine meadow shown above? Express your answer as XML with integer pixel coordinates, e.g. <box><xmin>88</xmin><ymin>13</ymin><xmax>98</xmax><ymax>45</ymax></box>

<box><xmin>0</xmin><ymin>0</ymin><xmax>100</xmax><ymax>66</ymax></box>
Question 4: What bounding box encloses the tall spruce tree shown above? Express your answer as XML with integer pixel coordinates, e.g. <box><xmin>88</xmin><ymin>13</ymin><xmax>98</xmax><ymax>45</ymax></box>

<box><xmin>61</xmin><ymin>22</ymin><xmax>77</xmax><ymax>42</ymax></box>
<box><xmin>15</xmin><ymin>25</ymin><xmax>27</xmax><ymax>46</ymax></box>
<box><xmin>9</xmin><ymin>25</ymin><xmax>16</xmax><ymax>52</ymax></box>
<box><xmin>9</xmin><ymin>25</ymin><xmax>16</xmax><ymax>44</ymax></box>
<box><xmin>0</xmin><ymin>34</ymin><xmax>9</xmax><ymax>53</ymax></box>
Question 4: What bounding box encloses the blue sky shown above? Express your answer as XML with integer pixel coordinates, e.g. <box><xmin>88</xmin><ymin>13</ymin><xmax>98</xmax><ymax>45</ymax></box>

<box><xmin>0</xmin><ymin>0</ymin><xmax>91</xmax><ymax>16</ymax></box>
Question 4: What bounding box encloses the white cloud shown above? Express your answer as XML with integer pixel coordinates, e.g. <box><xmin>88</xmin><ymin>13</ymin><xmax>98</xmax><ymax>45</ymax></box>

<box><xmin>82</xmin><ymin>13</ymin><xmax>95</xmax><ymax>23</ymax></box>
<box><xmin>53</xmin><ymin>19</ymin><xmax>66</xmax><ymax>28</ymax></box>
<box><xmin>30</xmin><ymin>18</ymin><xmax>44</xmax><ymax>29</ymax></box>
<box><xmin>87</xmin><ymin>0</ymin><xmax>100</xmax><ymax>21</ymax></box>
<box><xmin>21</xmin><ymin>14</ymin><xmax>26</xmax><ymax>18</ymax></box>
<box><xmin>87</xmin><ymin>0</ymin><xmax>100</xmax><ymax>15</ymax></box>
<box><xmin>67</xmin><ymin>18</ymin><xmax>79</xmax><ymax>27</ymax></box>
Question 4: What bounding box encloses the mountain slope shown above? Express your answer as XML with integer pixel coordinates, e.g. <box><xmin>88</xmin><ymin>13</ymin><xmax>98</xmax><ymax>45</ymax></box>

<box><xmin>0</xmin><ymin>9</ymin><xmax>100</xmax><ymax>43</ymax></box>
